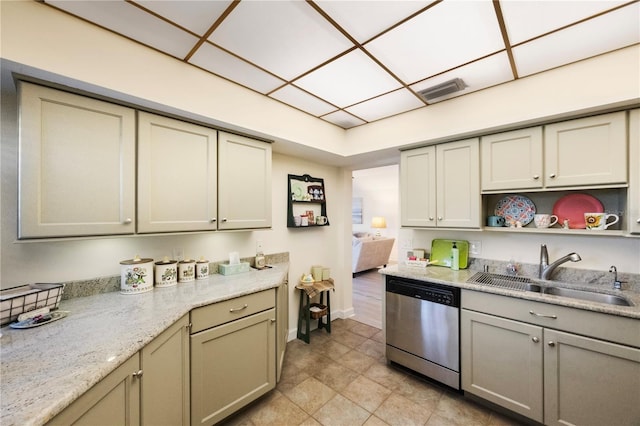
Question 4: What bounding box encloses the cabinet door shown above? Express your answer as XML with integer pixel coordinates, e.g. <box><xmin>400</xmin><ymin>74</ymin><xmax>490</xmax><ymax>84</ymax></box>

<box><xmin>141</xmin><ymin>314</ymin><xmax>190</xmax><ymax>426</ymax></box>
<box><xmin>18</xmin><ymin>82</ymin><xmax>135</xmax><ymax>238</ymax></box>
<box><xmin>461</xmin><ymin>310</ymin><xmax>543</xmax><ymax>422</ymax></box>
<box><xmin>436</xmin><ymin>138</ymin><xmax>480</xmax><ymax>228</ymax></box>
<box><xmin>481</xmin><ymin>127</ymin><xmax>543</xmax><ymax>191</ymax></box>
<box><xmin>544</xmin><ymin>112</ymin><xmax>627</xmax><ymax>188</ymax></box>
<box><xmin>190</xmin><ymin>309</ymin><xmax>276</xmax><ymax>425</ymax></box>
<box><xmin>400</xmin><ymin>146</ymin><xmax>436</xmax><ymax>227</ymax></box>
<box><xmin>137</xmin><ymin>112</ymin><xmax>217</xmax><ymax>233</ymax></box>
<box><xmin>217</xmin><ymin>132</ymin><xmax>272</xmax><ymax>230</ymax></box>
<box><xmin>629</xmin><ymin>109</ymin><xmax>640</xmax><ymax>234</ymax></box>
<box><xmin>544</xmin><ymin>329</ymin><xmax>640</xmax><ymax>426</ymax></box>
<box><xmin>48</xmin><ymin>354</ymin><xmax>140</xmax><ymax>425</ymax></box>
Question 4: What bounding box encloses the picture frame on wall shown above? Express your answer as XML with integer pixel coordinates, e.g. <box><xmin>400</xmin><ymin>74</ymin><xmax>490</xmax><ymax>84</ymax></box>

<box><xmin>352</xmin><ymin>197</ymin><xmax>363</xmax><ymax>224</ymax></box>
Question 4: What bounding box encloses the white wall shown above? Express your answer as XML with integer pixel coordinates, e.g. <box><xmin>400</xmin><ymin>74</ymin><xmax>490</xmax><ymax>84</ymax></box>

<box><xmin>352</xmin><ymin>165</ymin><xmax>399</xmax><ymax>262</ymax></box>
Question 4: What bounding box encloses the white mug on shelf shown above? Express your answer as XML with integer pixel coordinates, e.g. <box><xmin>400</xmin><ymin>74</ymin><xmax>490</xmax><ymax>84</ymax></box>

<box><xmin>534</xmin><ymin>214</ymin><xmax>558</xmax><ymax>228</ymax></box>
<box><xmin>584</xmin><ymin>212</ymin><xmax>619</xmax><ymax>230</ymax></box>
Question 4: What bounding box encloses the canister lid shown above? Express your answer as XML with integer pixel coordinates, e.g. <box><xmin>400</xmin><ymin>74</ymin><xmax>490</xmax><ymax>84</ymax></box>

<box><xmin>197</xmin><ymin>256</ymin><xmax>209</xmax><ymax>264</ymax></box>
<box><xmin>155</xmin><ymin>256</ymin><xmax>177</xmax><ymax>265</ymax></box>
<box><xmin>120</xmin><ymin>254</ymin><xmax>154</xmax><ymax>265</ymax></box>
<box><xmin>179</xmin><ymin>258</ymin><xmax>195</xmax><ymax>264</ymax></box>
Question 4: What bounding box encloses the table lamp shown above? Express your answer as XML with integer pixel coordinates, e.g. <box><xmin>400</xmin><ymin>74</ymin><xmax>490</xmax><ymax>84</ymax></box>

<box><xmin>371</xmin><ymin>216</ymin><xmax>387</xmax><ymax>236</ymax></box>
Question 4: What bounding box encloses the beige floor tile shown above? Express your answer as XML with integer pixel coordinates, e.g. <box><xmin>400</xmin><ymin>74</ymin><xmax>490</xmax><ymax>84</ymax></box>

<box><xmin>341</xmin><ymin>375</ymin><xmax>392</xmax><ymax>413</ymax></box>
<box><xmin>299</xmin><ymin>416</ymin><xmax>323</xmax><ymax>426</ymax></box>
<box><xmin>334</xmin><ymin>348</ymin><xmax>377</xmax><ymax>373</ymax></box>
<box><xmin>488</xmin><ymin>411</ymin><xmax>527</xmax><ymax>426</ymax></box>
<box><xmin>374</xmin><ymin>393</ymin><xmax>433</xmax><ymax>426</ymax></box>
<box><xmin>394</xmin><ymin>375</ymin><xmax>443</xmax><ymax>406</ymax></box>
<box><xmin>316</xmin><ymin>339</ymin><xmax>352</xmax><ymax>362</ymax></box>
<box><xmin>282</xmin><ymin>377</ymin><xmax>336</xmax><ymax>414</ymax></box>
<box><xmin>363</xmin><ymin>415</ymin><xmax>391</xmax><ymax>426</ymax></box>
<box><xmin>245</xmin><ymin>391</ymin><xmax>309</xmax><ymax>426</ymax></box>
<box><xmin>363</xmin><ymin>361</ymin><xmax>407</xmax><ymax>391</ymax></box>
<box><xmin>329</xmin><ymin>327</ymin><xmax>369</xmax><ymax>349</ymax></box>
<box><xmin>350</xmin><ymin>322</ymin><xmax>380</xmax><ymax>338</ymax></box>
<box><xmin>355</xmin><ymin>338</ymin><xmax>385</xmax><ymax>360</ymax></box>
<box><xmin>431</xmin><ymin>392</ymin><xmax>492</xmax><ymax>425</ymax></box>
<box><xmin>313</xmin><ymin>394</ymin><xmax>371</xmax><ymax>426</ymax></box>
<box><xmin>312</xmin><ymin>362</ymin><xmax>360</xmax><ymax>391</ymax></box>
<box><xmin>371</xmin><ymin>330</ymin><xmax>385</xmax><ymax>343</ymax></box>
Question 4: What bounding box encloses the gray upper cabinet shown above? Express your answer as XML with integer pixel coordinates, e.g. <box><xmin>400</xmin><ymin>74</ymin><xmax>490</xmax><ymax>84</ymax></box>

<box><xmin>628</xmin><ymin>109</ymin><xmax>640</xmax><ymax>234</ymax></box>
<box><xmin>217</xmin><ymin>131</ymin><xmax>272</xmax><ymax>230</ymax></box>
<box><xmin>18</xmin><ymin>82</ymin><xmax>136</xmax><ymax>238</ymax></box>
<box><xmin>137</xmin><ymin>112</ymin><xmax>218</xmax><ymax>233</ymax></box>
<box><xmin>481</xmin><ymin>127</ymin><xmax>543</xmax><ymax>191</ymax></box>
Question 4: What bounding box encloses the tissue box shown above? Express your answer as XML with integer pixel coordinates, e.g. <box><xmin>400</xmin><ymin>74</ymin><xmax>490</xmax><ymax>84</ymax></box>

<box><xmin>218</xmin><ymin>262</ymin><xmax>250</xmax><ymax>276</ymax></box>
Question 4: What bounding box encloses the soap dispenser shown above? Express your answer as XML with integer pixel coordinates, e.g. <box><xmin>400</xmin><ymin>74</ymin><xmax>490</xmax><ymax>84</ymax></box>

<box><xmin>255</xmin><ymin>241</ymin><xmax>266</xmax><ymax>269</ymax></box>
<box><xmin>451</xmin><ymin>242</ymin><xmax>459</xmax><ymax>271</ymax></box>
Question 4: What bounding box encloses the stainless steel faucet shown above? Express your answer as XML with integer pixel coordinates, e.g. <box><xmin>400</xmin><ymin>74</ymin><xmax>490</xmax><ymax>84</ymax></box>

<box><xmin>609</xmin><ymin>265</ymin><xmax>624</xmax><ymax>290</ymax></box>
<box><xmin>539</xmin><ymin>244</ymin><xmax>582</xmax><ymax>280</ymax></box>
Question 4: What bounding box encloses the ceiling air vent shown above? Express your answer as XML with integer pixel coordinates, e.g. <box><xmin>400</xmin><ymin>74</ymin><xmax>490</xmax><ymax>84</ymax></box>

<box><xmin>418</xmin><ymin>78</ymin><xmax>467</xmax><ymax>102</ymax></box>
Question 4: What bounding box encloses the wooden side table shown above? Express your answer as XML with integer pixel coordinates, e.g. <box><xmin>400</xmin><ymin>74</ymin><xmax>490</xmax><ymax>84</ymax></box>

<box><xmin>296</xmin><ymin>279</ymin><xmax>334</xmax><ymax>344</ymax></box>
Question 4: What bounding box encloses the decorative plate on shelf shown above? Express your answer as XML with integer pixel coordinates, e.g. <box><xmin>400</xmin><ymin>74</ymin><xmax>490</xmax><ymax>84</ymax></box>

<box><xmin>495</xmin><ymin>195</ymin><xmax>536</xmax><ymax>226</ymax></box>
<box><xmin>553</xmin><ymin>194</ymin><xmax>604</xmax><ymax>229</ymax></box>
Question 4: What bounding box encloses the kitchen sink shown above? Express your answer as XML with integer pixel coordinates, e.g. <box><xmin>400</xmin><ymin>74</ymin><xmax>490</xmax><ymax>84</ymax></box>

<box><xmin>539</xmin><ymin>286</ymin><xmax>632</xmax><ymax>306</ymax></box>
<box><xmin>468</xmin><ymin>272</ymin><xmax>633</xmax><ymax>307</ymax></box>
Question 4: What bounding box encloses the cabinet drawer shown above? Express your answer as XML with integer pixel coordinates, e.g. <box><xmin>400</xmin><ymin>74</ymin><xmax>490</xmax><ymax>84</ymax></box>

<box><xmin>461</xmin><ymin>289</ymin><xmax>639</xmax><ymax>348</ymax></box>
<box><xmin>190</xmin><ymin>289</ymin><xmax>275</xmax><ymax>333</ymax></box>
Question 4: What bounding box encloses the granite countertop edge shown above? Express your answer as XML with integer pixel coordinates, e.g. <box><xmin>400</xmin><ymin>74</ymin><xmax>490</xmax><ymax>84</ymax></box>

<box><xmin>0</xmin><ymin>263</ymin><xmax>289</xmax><ymax>426</ymax></box>
<box><xmin>379</xmin><ymin>265</ymin><xmax>640</xmax><ymax>319</ymax></box>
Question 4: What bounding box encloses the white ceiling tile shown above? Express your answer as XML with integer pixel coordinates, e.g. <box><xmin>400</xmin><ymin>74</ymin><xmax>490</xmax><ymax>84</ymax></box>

<box><xmin>501</xmin><ymin>0</ymin><xmax>629</xmax><ymax>45</ymax></box>
<box><xmin>365</xmin><ymin>1</ymin><xmax>505</xmax><ymax>84</ymax></box>
<box><xmin>135</xmin><ymin>0</ymin><xmax>233</xmax><ymax>36</ymax></box>
<box><xmin>295</xmin><ymin>50</ymin><xmax>401</xmax><ymax>107</ymax></box>
<box><xmin>345</xmin><ymin>89</ymin><xmax>424</xmax><ymax>122</ymax></box>
<box><xmin>315</xmin><ymin>0</ymin><xmax>433</xmax><ymax>43</ymax></box>
<box><xmin>269</xmin><ymin>85</ymin><xmax>337</xmax><ymax>117</ymax></box>
<box><xmin>513</xmin><ymin>3</ymin><xmax>640</xmax><ymax>77</ymax></box>
<box><xmin>46</xmin><ymin>0</ymin><xmax>198</xmax><ymax>59</ymax></box>
<box><xmin>411</xmin><ymin>52</ymin><xmax>514</xmax><ymax>102</ymax></box>
<box><xmin>322</xmin><ymin>110</ymin><xmax>366</xmax><ymax>128</ymax></box>
<box><xmin>190</xmin><ymin>43</ymin><xmax>285</xmax><ymax>94</ymax></box>
<box><xmin>208</xmin><ymin>1</ymin><xmax>353</xmax><ymax>80</ymax></box>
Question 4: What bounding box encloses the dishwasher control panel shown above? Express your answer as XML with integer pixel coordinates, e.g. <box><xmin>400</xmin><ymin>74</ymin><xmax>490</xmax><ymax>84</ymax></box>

<box><xmin>386</xmin><ymin>277</ymin><xmax>459</xmax><ymax>307</ymax></box>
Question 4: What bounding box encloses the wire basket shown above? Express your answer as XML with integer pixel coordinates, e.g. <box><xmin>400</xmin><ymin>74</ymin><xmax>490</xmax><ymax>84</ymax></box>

<box><xmin>0</xmin><ymin>283</ymin><xmax>64</xmax><ymax>326</ymax></box>
<box><xmin>309</xmin><ymin>303</ymin><xmax>327</xmax><ymax>319</ymax></box>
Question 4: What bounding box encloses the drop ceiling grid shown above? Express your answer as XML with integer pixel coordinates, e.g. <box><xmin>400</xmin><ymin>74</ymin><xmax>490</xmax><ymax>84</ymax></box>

<box><xmin>42</xmin><ymin>0</ymin><xmax>640</xmax><ymax>129</ymax></box>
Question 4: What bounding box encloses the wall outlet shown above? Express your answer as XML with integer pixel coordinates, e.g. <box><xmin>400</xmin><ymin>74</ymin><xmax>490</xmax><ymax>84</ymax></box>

<box><xmin>256</xmin><ymin>240</ymin><xmax>263</xmax><ymax>254</ymax></box>
<box><xmin>469</xmin><ymin>240</ymin><xmax>482</xmax><ymax>255</ymax></box>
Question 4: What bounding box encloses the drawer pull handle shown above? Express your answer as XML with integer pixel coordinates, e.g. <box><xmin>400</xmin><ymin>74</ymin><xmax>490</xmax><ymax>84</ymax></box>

<box><xmin>132</xmin><ymin>370</ymin><xmax>143</xmax><ymax>378</ymax></box>
<box><xmin>229</xmin><ymin>304</ymin><xmax>248</xmax><ymax>313</ymax></box>
<box><xmin>529</xmin><ymin>310</ymin><xmax>557</xmax><ymax>319</ymax></box>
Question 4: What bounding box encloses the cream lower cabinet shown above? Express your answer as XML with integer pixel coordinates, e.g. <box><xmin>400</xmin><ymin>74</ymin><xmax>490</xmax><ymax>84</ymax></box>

<box><xmin>141</xmin><ymin>314</ymin><xmax>190</xmax><ymax>426</ymax></box>
<box><xmin>137</xmin><ymin>112</ymin><xmax>218</xmax><ymax>233</ymax></box>
<box><xmin>47</xmin><ymin>355</ymin><xmax>141</xmax><ymax>425</ymax></box>
<box><xmin>48</xmin><ymin>315</ymin><xmax>191</xmax><ymax>426</ymax></box>
<box><xmin>462</xmin><ymin>291</ymin><xmax>640</xmax><ymax>426</ymax></box>
<box><xmin>217</xmin><ymin>132</ymin><xmax>272</xmax><ymax>230</ymax></box>
<box><xmin>18</xmin><ymin>81</ymin><xmax>136</xmax><ymax>239</ymax></box>
<box><xmin>401</xmin><ymin>138</ymin><xmax>480</xmax><ymax>228</ymax></box>
<box><xmin>628</xmin><ymin>109</ymin><xmax>640</xmax><ymax>234</ymax></box>
<box><xmin>276</xmin><ymin>279</ymin><xmax>289</xmax><ymax>382</ymax></box>
<box><xmin>190</xmin><ymin>290</ymin><xmax>276</xmax><ymax>425</ymax></box>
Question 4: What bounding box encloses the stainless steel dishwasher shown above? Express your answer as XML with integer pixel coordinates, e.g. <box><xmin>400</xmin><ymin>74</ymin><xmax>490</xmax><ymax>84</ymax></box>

<box><xmin>385</xmin><ymin>276</ymin><xmax>460</xmax><ymax>389</ymax></box>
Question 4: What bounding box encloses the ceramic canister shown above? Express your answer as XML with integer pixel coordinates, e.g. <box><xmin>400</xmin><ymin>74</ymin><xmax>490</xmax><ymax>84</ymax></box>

<box><xmin>178</xmin><ymin>259</ymin><xmax>196</xmax><ymax>283</ymax></box>
<box><xmin>196</xmin><ymin>257</ymin><xmax>209</xmax><ymax>280</ymax></box>
<box><xmin>154</xmin><ymin>256</ymin><xmax>178</xmax><ymax>287</ymax></box>
<box><xmin>120</xmin><ymin>255</ymin><xmax>154</xmax><ymax>295</ymax></box>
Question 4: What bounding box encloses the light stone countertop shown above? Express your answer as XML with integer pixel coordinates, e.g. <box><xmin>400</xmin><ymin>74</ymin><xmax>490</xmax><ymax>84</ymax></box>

<box><xmin>380</xmin><ymin>264</ymin><xmax>640</xmax><ymax>319</ymax></box>
<box><xmin>0</xmin><ymin>263</ymin><xmax>288</xmax><ymax>426</ymax></box>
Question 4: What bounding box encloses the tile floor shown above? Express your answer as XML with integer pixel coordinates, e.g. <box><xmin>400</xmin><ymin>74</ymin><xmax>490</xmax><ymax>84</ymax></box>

<box><xmin>223</xmin><ymin>318</ymin><xmax>526</xmax><ymax>426</ymax></box>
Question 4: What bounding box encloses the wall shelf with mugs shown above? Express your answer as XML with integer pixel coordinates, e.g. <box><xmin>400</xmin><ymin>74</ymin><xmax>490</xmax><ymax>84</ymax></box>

<box><xmin>287</xmin><ymin>173</ymin><xmax>330</xmax><ymax>228</ymax></box>
<box><xmin>481</xmin><ymin>188</ymin><xmax>628</xmax><ymax>237</ymax></box>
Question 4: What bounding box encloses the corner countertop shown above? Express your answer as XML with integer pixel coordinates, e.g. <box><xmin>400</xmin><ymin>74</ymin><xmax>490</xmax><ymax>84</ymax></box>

<box><xmin>380</xmin><ymin>265</ymin><xmax>640</xmax><ymax>320</ymax></box>
<box><xmin>0</xmin><ymin>263</ymin><xmax>288</xmax><ymax>426</ymax></box>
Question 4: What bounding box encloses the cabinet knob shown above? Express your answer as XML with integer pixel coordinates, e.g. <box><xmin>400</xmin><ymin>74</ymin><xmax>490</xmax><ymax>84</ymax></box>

<box><xmin>123</xmin><ymin>218</ymin><xmax>132</xmax><ymax>224</ymax></box>
<box><xmin>533</xmin><ymin>175</ymin><xmax>540</xmax><ymax>180</ymax></box>
<box><xmin>636</xmin><ymin>218</ymin><xmax>640</xmax><ymax>224</ymax></box>
<box><xmin>132</xmin><ymin>370</ymin><xmax>143</xmax><ymax>378</ymax></box>
<box><xmin>210</xmin><ymin>218</ymin><xmax>217</xmax><ymax>223</ymax></box>
<box><xmin>549</xmin><ymin>173</ymin><xmax>556</xmax><ymax>178</ymax></box>
<box><xmin>437</xmin><ymin>216</ymin><xmax>443</xmax><ymax>221</ymax></box>
<box><xmin>548</xmin><ymin>341</ymin><xmax>556</xmax><ymax>347</ymax></box>
<box><xmin>532</xmin><ymin>336</ymin><xmax>540</xmax><ymax>343</ymax></box>
<box><xmin>221</xmin><ymin>218</ymin><xmax>228</xmax><ymax>222</ymax></box>
<box><xmin>270</xmin><ymin>318</ymin><xmax>276</xmax><ymax>323</ymax></box>
<box><xmin>429</xmin><ymin>217</ymin><xmax>435</xmax><ymax>221</ymax></box>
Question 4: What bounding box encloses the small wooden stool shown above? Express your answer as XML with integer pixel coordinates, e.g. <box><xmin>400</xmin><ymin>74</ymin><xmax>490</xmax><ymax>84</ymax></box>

<box><xmin>296</xmin><ymin>279</ymin><xmax>334</xmax><ymax>344</ymax></box>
